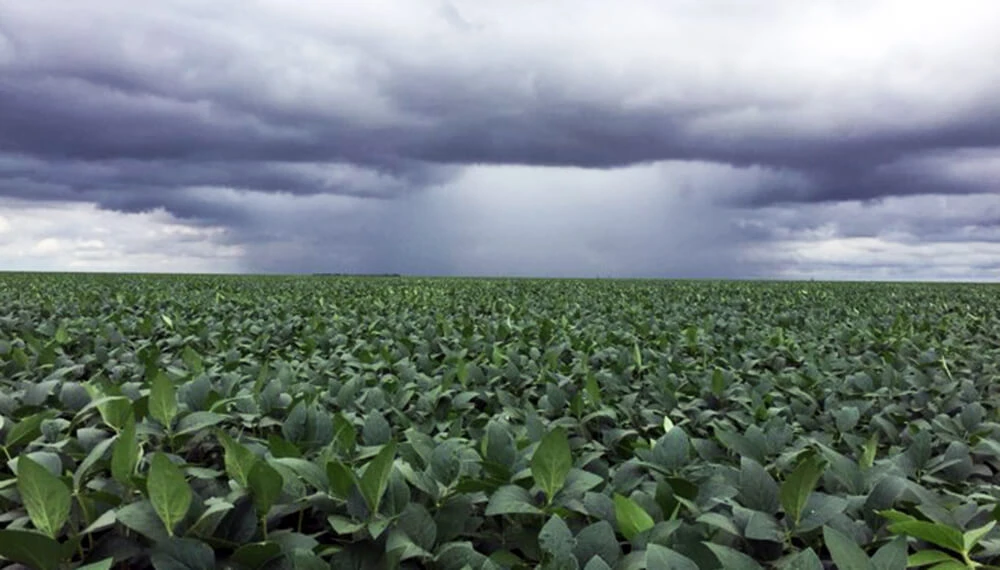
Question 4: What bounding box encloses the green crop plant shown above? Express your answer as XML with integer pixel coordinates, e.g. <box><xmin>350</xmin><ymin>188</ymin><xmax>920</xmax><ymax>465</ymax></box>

<box><xmin>0</xmin><ymin>274</ymin><xmax>999</xmax><ymax>568</ymax></box>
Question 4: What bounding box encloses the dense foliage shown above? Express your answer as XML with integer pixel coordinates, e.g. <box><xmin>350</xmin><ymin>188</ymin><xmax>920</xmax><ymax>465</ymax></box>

<box><xmin>2</xmin><ymin>274</ymin><xmax>1000</xmax><ymax>569</ymax></box>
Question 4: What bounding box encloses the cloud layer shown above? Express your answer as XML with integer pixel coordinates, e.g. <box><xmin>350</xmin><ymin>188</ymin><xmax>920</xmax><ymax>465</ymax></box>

<box><xmin>1</xmin><ymin>0</ymin><xmax>998</xmax><ymax>279</ymax></box>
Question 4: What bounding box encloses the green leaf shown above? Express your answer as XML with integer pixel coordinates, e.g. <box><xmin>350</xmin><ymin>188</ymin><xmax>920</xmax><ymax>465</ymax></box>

<box><xmin>181</xmin><ymin>346</ymin><xmax>204</xmax><ymax>374</ymax></box>
<box><xmin>744</xmin><ymin>509</ymin><xmax>784</xmax><ymax>542</ymax></box>
<box><xmin>583</xmin><ymin>557</ymin><xmax>613</xmax><ymax>570</ymax></box>
<box><xmin>907</xmin><ymin>550</ymin><xmax>959</xmax><ymax>567</ymax></box>
<box><xmin>781</xmin><ymin>453</ymin><xmax>825</xmax><ymax>527</ymax></box>
<box><xmin>17</xmin><ymin>455</ymin><xmax>71</xmax><ymax>538</ymax></box>
<box><xmin>0</xmin><ymin>529</ymin><xmax>64</xmax><ymax>570</ymax></box>
<box><xmin>149</xmin><ymin>370</ymin><xmax>178</xmax><ymax>429</ymax></box>
<box><xmin>149</xmin><ymin>537</ymin><xmax>216</xmax><ymax>570</ymax></box>
<box><xmin>485</xmin><ymin>485</ymin><xmax>544</xmax><ymax>516</ymax></box>
<box><xmin>174</xmin><ymin>412</ymin><xmax>228</xmax><ymax>436</ymax></box>
<box><xmin>573</xmin><ymin>520</ymin><xmax>621</xmax><ymax>568</ymax></box>
<box><xmin>651</xmin><ymin>427</ymin><xmax>690</xmax><ymax>471</ymax></box>
<box><xmin>326</xmin><ymin>459</ymin><xmax>358</xmax><ymax>500</ymax></box>
<box><xmin>887</xmin><ymin>519</ymin><xmax>965</xmax><ymax>555</ymax></box>
<box><xmin>739</xmin><ymin>457</ymin><xmax>780</xmax><ymax>514</ymax></box>
<box><xmin>248</xmin><ymin>460</ymin><xmax>284</xmax><ymax>517</ymax></box>
<box><xmin>116</xmin><ymin>500</ymin><xmax>171</xmax><ymax>541</ymax></box>
<box><xmin>77</xmin><ymin>558</ymin><xmax>115</xmax><ymax>570</ymax></box>
<box><xmin>331</xmin><ymin>412</ymin><xmax>357</xmax><ymax>455</ymax></box>
<box><xmin>614</xmin><ymin>494</ymin><xmax>655</xmax><ymax>541</ymax></box>
<box><xmin>645</xmin><ymin>544</ymin><xmax>698</xmax><ymax>570</ymax></box>
<box><xmin>148</xmin><ymin>453</ymin><xmax>193</xmax><ymax>536</ymax></box>
<box><xmin>779</xmin><ymin>548</ymin><xmax>824</xmax><ymax>570</ymax></box>
<box><xmin>962</xmin><ymin>520</ymin><xmax>995</xmax><ymax>552</ymax></box>
<box><xmin>231</xmin><ymin>542</ymin><xmax>282</xmax><ymax>569</ymax></box>
<box><xmin>823</xmin><ymin>525</ymin><xmax>874</xmax><ymax>570</ymax></box>
<box><xmin>861</xmin><ymin>433</ymin><xmax>878</xmax><ymax>469</ymax></box>
<box><xmin>532</xmin><ymin>427</ymin><xmax>573</xmax><ymax>504</ymax></box>
<box><xmin>703</xmin><ymin>542</ymin><xmax>764</xmax><ymax>570</ymax></box>
<box><xmin>112</xmin><ymin>412</ymin><xmax>139</xmax><ymax>485</ymax></box>
<box><xmin>359</xmin><ymin>441</ymin><xmax>396</xmax><ymax>514</ymax></box>
<box><xmin>397</xmin><ymin>503</ymin><xmax>438</xmax><ymax>552</ymax></box>
<box><xmin>5</xmin><ymin>410</ymin><xmax>56</xmax><ymax>449</ymax></box>
<box><xmin>267</xmin><ymin>434</ymin><xmax>302</xmax><ymax>459</ymax></box>
<box><xmin>870</xmin><ymin>536</ymin><xmax>908</xmax><ymax>570</ymax></box>
<box><xmin>327</xmin><ymin>515</ymin><xmax>365</xmax><ymax>535</ymax></box>
<box><xmin>218</xmin><ymin>430</ymin><xmax>259</xmax><ymax>488</ymax></box>
<box><xmin>73</xmin><ymin>433</ymin><xmax>118</xmax><ymax>491</ymax></box>
<box><xmin>538</xmin><ymin>515</ymin><xmax>577</xmax><ymax>568</ymax></box>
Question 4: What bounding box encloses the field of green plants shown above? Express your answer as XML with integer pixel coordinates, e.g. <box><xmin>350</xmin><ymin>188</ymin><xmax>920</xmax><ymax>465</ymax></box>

<box><xmin>2</xmin><ymin>274</ymin><xmax>1000</xmax><ymax>570</ymax></box>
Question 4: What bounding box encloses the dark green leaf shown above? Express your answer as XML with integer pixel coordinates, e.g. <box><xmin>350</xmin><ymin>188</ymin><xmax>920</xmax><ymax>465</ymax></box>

<box><xmin>703</xmin><ymin>542</ymin><xmax>764</xmax><ymax>570</ymax></box>
<box><xmin>614</xmin><ymin>494</ymin><xmax>655</xmax><ymax>541</ymax></box>
<box><xmin>781</xmin><ymin>453</ymin><xmax>825</xmax><ymax>527</ymax></box>
<box><xmin>17</xmin><ymin>455</ymin><xmax>71</xmax><ymax>538</ymax></box>
<box><xmin>112</xmin><ymin>413</ymin><xmax>139</xmax><ymax>485</ymax></box>
<box><xmin>0</xmin><ymin>529</ymin><xmax>64</xmax><ymax>570</ymax></box>
<box><xmin>532</xmin><ymin>427</ymin><xmax>573</xmax><ymax>504</ymax></box>
<box><xmin>823</xmin><ymin>525</ymin><xmax>874</xmax><ymax>570</ymax></box>
<box><xmin>148</xmin><ymin>452</ymin><xmax>193</xmax><ymax>536</ymax></box>
<box><xmin>645</xmin><ymin>544</ymin><xmax>698</xmax><ymax>570</ymax></box>
<box><xmin>149</xmin><ymin>537</ymin><xmax>215</xmax><ymax>570</ymax></box>
<box><xmin>248</xmin><ymin>460</ymin><xmax>284</xmax><ymax>516</ymax></box>
<box><xmin>149</xmin><ymin>370</ymin><xmax>178</xmax><ymax>429</ymax></box>
<box><xmin>485</xmin><ymin>485</ymin><xmax>543</xmax><ymax>516</ymax></box>
<box><xmin>359</xmin><ymin>441</ymin><xmax>396</xmax><ymax>513</ymax></box>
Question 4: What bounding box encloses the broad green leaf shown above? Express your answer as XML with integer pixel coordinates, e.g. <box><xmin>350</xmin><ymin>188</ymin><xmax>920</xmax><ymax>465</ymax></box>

<box><xmin>583</xmin><ymin>558</ymin><xmax>613</xmax><ymax>570</ymax></box>
<box><xmin>397</xmin><ymin>503</ymin><xmax>438</xmax><ymax>552</ymax></box>
<box><xmin>331</xmin><ymin>412</ymin><xmax>357</xmax><ymax>455</ymax></box>
<box><xmin>651</xmin><ymin>427</ymin><xmax>690</xmax><ymax>471</ymax></box>
<box><xmin>962</xmin><ymin>520</ymin><xmax>996</xmax><ymax>552</ymax></box>
<box><xmin>231</xmin><ymin>542</ymin><xmax>282</xmax><ymax>568</ymax></box>
<box><xmin>614</xmin><ymin>494</ymin><xmax>655</xmax><ymax>541</ymax></box>
<box><xmin>485</xmin><ymin>485</ymin><xmax>544</xmax><ymax>516</ymax></box>
<box><xmin>73</xmin><ymin>434</ymin><xmax>118</xmax><ymax>491</ymax></box>
<box><xmin>779</xmin><ymin>548</ymin><xmax>824</xmax><ymax>570</ymax></box>
<box><xmin>870</xmin><ymin>536</ymin><xmax>907</xmax><ymax>570</ymax></box>
<box><xmin>907</xmin><ymin>550</ymin><xmax>959</xmax><ymax>567</ymax></box>
<box><xmin>326</xmin><ymin>459</ymin><xmax>358</xmax><ymax>500</ymax></box>
<box><xmin>886</xmin><ymin>520</ymin><xmax>965</xmax><ymax>555</ymax></box>
<box><xmin>5</xmin><ymin>410</ymin><xmax>56</xmax><ymax>449</ymax></box>
<box><xmin>112</xmin><ymin>412</ymin><xmax>139</xmax><ymax>485</ymax></box>
<box><xmin>0</xmin><ymin>529</ymin><xmax>64</xmax><ymax>570</ymax></box>
<box><xmin>77</xmin><ymin>558</ymin><xmax>115</xmax><ymax>570</ymax></box>
<box><xmin>248</xmin><ymin>460</ymin><xmax>284</xmax><ymax>516</ymax></box>
<box><xmin>148</xmin><ymin>453</ymin><xmax>193</xmax><ymax>536</ymax></box>
<box><xmin>573</xmin><ymin>520</ymin><xmax>621</xmax><ymax>567</ymax></box>
<box><xmin>116</xmin><ymin>500</ymin><xmax>171</xmax><ymax>541</ymax></box>
<box><xmin>703</xmin><ymin>542</ymin><xmax>764</xmax><ymax>570</ymax></box>
<box><xmin>532</xmin><ymin>427</ymin><xmax>573</xmax><ymax>504</ymax></box>
<box><xmin>645</xmin><ymin>544</ymin><xmax>698</xmax><ymax>570</ymax></box>
<box><xmin>823</xmin><ymin>525</ymin><xmax>874</xmax><ymax>570</ymax></box>
<box><xmin>781</xmin><ymin>453</ymin><xmax>825</xmax><ymax>527</ymax></box>
<box><xmin>175</xmin><ymin>412</ymin><xmax>228</xmax><ymax>436</ymax></box>
<box><xmin>327</xmin><ymin>514</ymin><xmax>365</xmax><ymax>535</ymax></box>
<box><xmin>149</xmin><ymin>370</ymin><xmax>178</xmax><ymax>429</ymax></box>
<box><xmin>17</xmin><ymin>455</ymin><xmax>71</xmax><ymax>538</ymax></box>
<box><xmin>538</xmin><ymin>515</ymin><xmax>577</xmax><ymax>568</ymax></box>
<box><xmin>149</xmin><ymin>537</ymin><xmax>216</xmax><ymax>570</ymax></box>
<box><xmin>739</xmin><ymin>457</ymin><xmax>780</xmax><ymax>514</ymax></box>
<box><xmin>359</xmin><ymin>441</ymin><xmax>397</xmax><ymax>514</ymax></box>
<box><xmin>218</xmin><ymin>430</ymin><xmax>259</xmax><ymax>488</ymax></box>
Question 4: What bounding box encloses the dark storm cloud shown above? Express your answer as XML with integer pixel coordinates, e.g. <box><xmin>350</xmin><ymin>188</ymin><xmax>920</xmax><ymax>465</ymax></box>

<box><xmin>2</xmin><ymin>0</ymin><xmax>999</xmax><ymax>211</ymax></box>
<box><xmin>1</xmin><ymin>0</ymin><xmax>999</xmax><ymax>278</ymax></box>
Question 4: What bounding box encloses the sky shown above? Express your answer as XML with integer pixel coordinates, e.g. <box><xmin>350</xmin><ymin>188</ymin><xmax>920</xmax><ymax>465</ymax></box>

<box><xmin>1</xmin><ymin>1</ymin><xmax>998</xmax><ymax>280</ymax></box>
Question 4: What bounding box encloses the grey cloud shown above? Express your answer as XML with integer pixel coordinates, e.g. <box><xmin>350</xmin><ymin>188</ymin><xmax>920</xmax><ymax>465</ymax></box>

<box><xmin>2</xmin><ymin>0</ymin><xmax>999</xmax><ymax>278</ymax></box>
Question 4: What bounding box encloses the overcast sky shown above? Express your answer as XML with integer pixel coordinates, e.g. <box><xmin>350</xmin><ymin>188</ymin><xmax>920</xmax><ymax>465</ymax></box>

<box><xmin>1</xmin><ymin>1</ymin><xmax>998</xmax><ymax>279</ymax></box>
